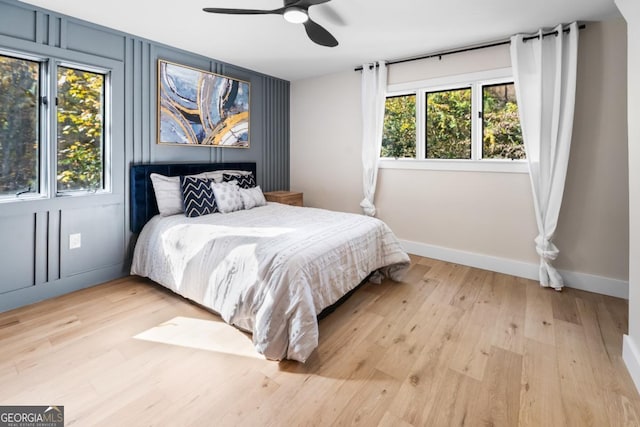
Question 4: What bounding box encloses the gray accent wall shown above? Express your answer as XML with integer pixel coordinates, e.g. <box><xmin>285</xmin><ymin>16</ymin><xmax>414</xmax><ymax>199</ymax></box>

<box><xmin>0</xmin><ymin>0</ymin><xmax>290</xmax><ymax>312</ymax></box>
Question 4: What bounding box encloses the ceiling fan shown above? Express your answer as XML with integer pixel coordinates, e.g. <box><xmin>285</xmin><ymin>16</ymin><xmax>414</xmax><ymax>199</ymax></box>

<box><xmin>203</xmin><ymin>0</ymin><xmax>338</xmax><ymax>47</ymax></box>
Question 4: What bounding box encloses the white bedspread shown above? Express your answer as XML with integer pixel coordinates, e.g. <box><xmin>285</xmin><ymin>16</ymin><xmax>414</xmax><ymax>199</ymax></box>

<box><xmin>131</xmin><ymin>203</ymin><xmax>410</xmax><ymax>362</ymax></box>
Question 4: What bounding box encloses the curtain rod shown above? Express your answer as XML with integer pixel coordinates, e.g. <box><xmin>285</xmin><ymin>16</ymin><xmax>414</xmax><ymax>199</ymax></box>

<box><xmin>354</xmin><ymin>24</ymin><xmax>585</xmax><ymax>72</ymax></box>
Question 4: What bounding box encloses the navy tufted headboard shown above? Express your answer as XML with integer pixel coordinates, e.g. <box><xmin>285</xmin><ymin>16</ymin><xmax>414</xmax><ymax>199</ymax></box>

<box><xmin>130</xmin><ymin>162</ymin><xmax>257</xmax><ymax>233</ymax></box>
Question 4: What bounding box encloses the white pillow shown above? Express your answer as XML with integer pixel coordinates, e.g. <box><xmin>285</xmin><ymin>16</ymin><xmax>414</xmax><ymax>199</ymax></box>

<box><xmin>211</xmin><ymin>181</ymin><xmax>244</xmax><ymax>214</ymax></box>
<box><xmin>149</xmin><ymin>173</ymin><xmax>183</xmax><ymax>216</ymax></box>
<box><xmin>239</xmin><ymin>186</ymin><xmax>267</xmax><ymax>210</ymax></box>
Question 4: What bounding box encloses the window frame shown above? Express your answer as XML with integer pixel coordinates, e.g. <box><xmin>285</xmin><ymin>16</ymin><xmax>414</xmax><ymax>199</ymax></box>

<box><xmin>0</xmin><ymin>49</ymin><xmax>48</xmax><ymax>201</ymax></box>
<box><xmin>0</xmin><ymin>48</ymin><xmax>113</xmax><ymax>203</ymax></box>
<box><xmin>424</xmin><ymin>85</ymin><xmax>473</xmax><ymax>160</ymax></box>
<box><xmin>54</xmin><ymin>60</ymin><xmax>112</xmax><ymax>196</ymax></box>
<box><xmin>380</xmin><ymin>67</ymin><xmax>528</xmax><ymax>174</ymax></box>
<box><xmin>381</xmin><ymin>92</ymin><xmax>418</xmax><ymax>159</ymax></box>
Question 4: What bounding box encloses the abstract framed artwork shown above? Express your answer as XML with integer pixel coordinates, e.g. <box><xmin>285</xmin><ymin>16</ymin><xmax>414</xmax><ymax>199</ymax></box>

<box><xmin>157</xmin><ymin>60</ymin><xmax>250</xmax><ymax>148</ymax></box>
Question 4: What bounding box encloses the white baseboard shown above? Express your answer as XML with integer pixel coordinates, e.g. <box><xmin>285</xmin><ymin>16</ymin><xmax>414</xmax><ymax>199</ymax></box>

<box><xmin>400</xmin><ymin>239</ymin><xmax>629</xmax><ymax>299</ymax></box>
<box><xmin>623</xmin><ymin>335</ymin><xmax>640</xmax><ymax>394</ymax></box>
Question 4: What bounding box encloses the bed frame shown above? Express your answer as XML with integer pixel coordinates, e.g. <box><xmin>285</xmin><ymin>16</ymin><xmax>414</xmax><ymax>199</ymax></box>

<box><xmin>129</xmin><ymin>162</ymin><xmax>257</xmax><ymax>233</ymax></box>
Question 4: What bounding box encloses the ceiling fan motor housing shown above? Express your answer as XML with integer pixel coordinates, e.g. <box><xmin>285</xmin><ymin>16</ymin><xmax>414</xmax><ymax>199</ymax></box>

<box><xmin>203</xmin><ymin>0</ymin><xmax>338</xmax><ymax>47</ymax></box>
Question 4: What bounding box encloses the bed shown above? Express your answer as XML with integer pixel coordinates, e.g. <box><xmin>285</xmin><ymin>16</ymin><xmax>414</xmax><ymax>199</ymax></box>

<box><xmin>129</xmin><ymin>162</ymin><xmax>410</xmax><ymax>362</ymax></box>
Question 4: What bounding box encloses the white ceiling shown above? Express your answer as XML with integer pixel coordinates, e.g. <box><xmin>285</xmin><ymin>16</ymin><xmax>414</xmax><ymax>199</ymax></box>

<box><xmin>19</xmin><ymin>0</ymin><xmax>620</xmax><ymax>81</ymax></box>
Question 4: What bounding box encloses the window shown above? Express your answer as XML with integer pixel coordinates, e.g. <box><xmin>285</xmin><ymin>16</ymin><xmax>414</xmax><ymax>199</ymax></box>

<box><xmin>381</xmin><ymin>68</ymin><xmax>525</xmax><ymax>171</ymax></box>
<box><xmin>57</xmin><ymin>66</ymin><xmax>106</xmax><ymax>192</ymax></box>
<box><xmin>0</xmin><ymin>50</ymin><xmax>110</xmax><ymax>201</ymax></box>
<box><xmin>382</xmin><ymin>94</ymin><xmax>416</xmax><ymax>158</ymax></box>
<box><xmin>482</xmin><ymin>83</ymin><xmax>524</xmax><ymax>160</ymax></box>
<box><xmin>0</xmin><ymin>54</ymin><xmax>40</xmax><ymax>197</ymax></box>
<box><xmin>426</xmin><ymin>87</ymin><xmax>472</xmax><ymax>159</ymax></box>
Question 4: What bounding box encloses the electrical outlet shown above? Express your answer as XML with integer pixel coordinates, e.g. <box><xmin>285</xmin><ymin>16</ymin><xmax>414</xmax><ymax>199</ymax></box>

<box><xmin>69</xmin><ymin>233</ymin><xmax>81</xmax><ymax>250</ymax></box>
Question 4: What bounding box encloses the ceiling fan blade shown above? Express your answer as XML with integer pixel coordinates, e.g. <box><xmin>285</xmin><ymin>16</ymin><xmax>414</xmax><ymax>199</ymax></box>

<box><xmin>303</xmin><ymin>18</ymin><xmax>338</xmax><ymax>47</ymax></box>
<box><xmin>202</xmin><ymin>7</ymin><xmax>284</xmax><ymax>15</ymax></box>
<box><xmin>293</xmin><ymin>0</ymin><xmax>332</xmax><ymax>7</ymax></box>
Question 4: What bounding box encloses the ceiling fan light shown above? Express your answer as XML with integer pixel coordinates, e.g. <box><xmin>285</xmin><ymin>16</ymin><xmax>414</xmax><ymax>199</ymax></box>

<box><xmin>283</xmin><ymin>7</ymin><xmax>308</xmax><ymax>24</ymax></box>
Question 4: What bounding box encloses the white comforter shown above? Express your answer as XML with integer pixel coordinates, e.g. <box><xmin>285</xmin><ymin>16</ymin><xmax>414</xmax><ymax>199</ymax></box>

<box><xmin>131</xmin><ymin>203</ymin><xmax>410</xmax><ymax>362</ymax></box>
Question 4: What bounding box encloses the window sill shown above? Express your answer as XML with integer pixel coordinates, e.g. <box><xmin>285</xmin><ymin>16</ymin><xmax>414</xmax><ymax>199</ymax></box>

<box><xmin>378</xmin><ymin>158</ymin><xmax>529</xmax><ymax>174</ymax></box>
<box><xmin>56</xmin><ymin>190</ymin><xmax>110</xmax><ymax>197</ymax></box>
<box><xmin>0</xmin><ymin>194</ymin><xmax>47</xmax><ymax>204</ymax></box>
<box><xmin>0</xmin><ymin>190</ymin><xmax>112</xmax><ymax>204</ymax></box>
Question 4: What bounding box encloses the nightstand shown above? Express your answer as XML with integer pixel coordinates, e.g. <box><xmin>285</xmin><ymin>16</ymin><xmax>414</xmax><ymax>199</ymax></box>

<box><xmin>263</xmin><ymin>191</ymin><xmax>303</xmax><ymax>207</ymax></box>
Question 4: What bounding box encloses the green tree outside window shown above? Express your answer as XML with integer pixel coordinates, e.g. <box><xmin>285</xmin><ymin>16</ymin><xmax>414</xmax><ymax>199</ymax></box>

<box><xmin>0</xmin><ymin>56</ymin><xmax>39</xmax><ymax>195</ymax></box>
<box><xmin>381</xmin><ymin>81</ymin><xmax>524</xmax><ymax>161</ymax></box>
<box><xmin>57</xmin><ymin>66</ymin><xmax>105</xmax><ymax>192</ymax></box>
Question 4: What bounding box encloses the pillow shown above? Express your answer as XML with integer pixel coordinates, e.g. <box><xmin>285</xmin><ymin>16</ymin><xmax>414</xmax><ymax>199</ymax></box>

<box><xmin>150</xmin><ymin>173</ymin><xmax>183</xmax><ymax>216</ymax></box>
<box><xmin>180</xmin><ymin>176</ymin><xmax>218</xmax><ymax>217</ymax></box>
<box><xmin>211</xmin><ymin>181</ymin><xmax>244</xmax><ymax>214</ymax></box>
<box><xmin>148</xmin><ymin>170</ymin><xmax>253</xmax><ymax>215</ymax></box>
<box><xmin>149</xmin><ymin>171</ymin><xmax>232</xmax><ymax>216</ymax></box>
<box><xmin>239</xmin><ymin>186</ymin><xmax>267</xmax><ymax>210</ymax></box>
<box><xmin>218</xmin><ymin>169</ymin><xmax>252</xmax><ymax>177</ymax></box>
<box><xmin>223</xmin><ymin>172</ymin><xmax>256</xmax><ymax>189</ymax></box>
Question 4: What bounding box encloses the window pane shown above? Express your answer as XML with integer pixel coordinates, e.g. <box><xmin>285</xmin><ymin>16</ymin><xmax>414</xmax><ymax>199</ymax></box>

<box><xmin>482</xmin><ymin>83</ymin><xmax>525</xmax><ymax>159</ymax></box>
<box><xmin>57</xmin><ymin>66</ymin><xmax>105</xmax><ymax>192</ymax></box>
<box><xmin>426</xmin><ymin>88</ymin><xmax>471</xmax><ymax>159</ymax></box>
<box><xmin>381</xmin><ymin>94</ymin><xmax>416</xmax><ymax>158</ymax></box>
<box><xmin>0</xmin><ymin>55</ymin><xmax>39</xmax><ymax>196</ymax></box>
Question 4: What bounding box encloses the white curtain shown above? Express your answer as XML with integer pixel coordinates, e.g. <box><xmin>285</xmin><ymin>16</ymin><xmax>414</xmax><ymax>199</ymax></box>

<box><xmin>510</xmin><ymin>22</ymin><xmax>579</xmax><ymax>290</ymax></box>
<box><xmin>360</xmin><ymin>61</ymin><xmax>387</xmax><ymax>216</ymax></box>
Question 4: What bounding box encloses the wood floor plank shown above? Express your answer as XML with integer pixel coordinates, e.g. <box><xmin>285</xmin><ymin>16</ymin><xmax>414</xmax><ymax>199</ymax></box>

<box><xmin>474</xmin><ymin>271</ymin><xmax>510</xmax><ymax>310</ymax></box>
<box><xmin>524</xmin><ymin>281</ymin><xmax>556</xmax><ymax>345</ymax></box>
<box><xmin>467</xmin><ymin>346</ymin><xmax>523</xmax><ymax>426</ymax></box>
<box><xmin>165</xmin><ymin>367</ymin><xmax>278</xmax><ymax>427</ymax></box>
<box><xmin>448</xmin><ymin>301</ymin><xmax>499</xmax><ymax>381</ymax></box>
<box><xmin>422</xmin><ymin>261</ymin><xmax>472</xmax><ymax>307</ymax></box>
<box><xmin>492</xmin><ymin>274</ymin><xmax>527</xmax><ymax>355</ymax></box>
<box><xmin>273</xmin><ymin>340</ymin><xmax>388</xmax><ymax>427</ymax></box>
<box><xmin>597</xmin><ymin>299</ymin><xmax>628</xmax><ymax>355</ymax></box>
<box><xmin>551</xmin><ymin>289</ymin><xmax>583</xmax><ymax>325</ymax></box>
<box><xmin>386</xmin><ymin>302</ymin><xmax>465</xmax><ymax>425</ymax></box>
<box><xmin>555</xmin><ymin>319</ymin><xmax>612</xmax><ymax>427</ymax></box>
<box><xmin>366</xmin><ymin>263</ymin><xmax>432</xmax><ymax>319</ymax></box>
<box><xmin>449</xmin><ymin>267</ymin><xmax>489</xmax><ymax>311</ymax></box>
<box><xmin>333</xmin><ymin>369</ymin><xmax>400</xmax><ymax>426</ymax></box>
<box><xmin>575</xmin><ymin>296</ymin><xmax>638</xmax><ymax>415</ymax></box>
<box><xmin>422</xmin><ymin>368</ymin><xmax>481</xmax><ymax>426</ymax></box>
<box><xmin>377</xmin><ymin>411</ymin><xmax>414</xmax><ymax>427</ymax></box>
<box><xmin>0</xmin><ymin>256</ymin><xmax>638</xmax><ymax>426</ymax></box>
<box><xmin>518</xmin><ymin>338</ymin><xmax>567</xmax><ymax>426</ymax></box>
<box><xmin>2</xmin><ymin>349</ymin><xmax>126</xmax><ymax>404</ymax></box>
<box><xmin>375</xmin><ymin>301</ymin><xmax>458</xmax><ymax>380</ymax></box>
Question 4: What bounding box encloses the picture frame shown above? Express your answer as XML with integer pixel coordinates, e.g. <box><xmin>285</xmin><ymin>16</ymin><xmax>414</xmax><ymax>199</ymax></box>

<box><xmin>157</xmin><ymin>59</ymin><xmax>250</xmax><ymax>148</ymax></box>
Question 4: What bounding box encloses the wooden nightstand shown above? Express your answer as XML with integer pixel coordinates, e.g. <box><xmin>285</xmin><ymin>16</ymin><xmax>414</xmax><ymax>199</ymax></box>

<box><xmin>263</xmin><ymin>191</ymin><xmax>303</xmax><ymax>207</ymax></box>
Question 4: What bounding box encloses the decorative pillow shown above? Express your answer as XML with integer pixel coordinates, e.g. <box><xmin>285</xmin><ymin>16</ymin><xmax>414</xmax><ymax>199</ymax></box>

<box><xmin>211</xmin><ymin>181</ymin><xmax>244</xmax><ymax>214</ymax></box>
<box><xmin>180</xmin><ymin>176</ymin><xmax>218</xmax><ymax>217</ymax></box>
<box><xmin>150</xmin><ymin>173</ymin><xmax>184</xmax><ymax>216</ymax></box>
<box><xmin>150</xmin><ymin>171</ymin><xmax>222</xmax><ymax>216</ymax></box>
<box><xmin>223</xmin><ymin>172</ymin><xmax>256</xmax><ymax>189</ymax></box>
<box><xmin>239</xmin><ymin>186</ymin><xmax>267</xmax><ymax>210</ymax></box>
<box><xmin>216</xmin><ymin>169</ymin><xmax>252</xmax><ymax>182</ymax></box>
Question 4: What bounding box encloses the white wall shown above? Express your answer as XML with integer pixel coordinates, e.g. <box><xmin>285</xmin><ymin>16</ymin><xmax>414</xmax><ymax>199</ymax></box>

<box><xmin>379</xmin><ymin>45</ymin><xmax>541</xmax><ymax>264</ymax></box>
<box><xmin>616</xmin><ymin>0</ymin><xmax>640</xmax><ymax>394</ymax></box>
<box><xmin>291</xmin><ymin>18</ymin><xmax>629</xmax><ymax>297</ymax></box>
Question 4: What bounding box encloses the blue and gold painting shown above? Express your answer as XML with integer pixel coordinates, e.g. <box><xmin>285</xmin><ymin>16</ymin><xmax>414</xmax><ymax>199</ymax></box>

<box><xmin>158</xmin><ymin>60</ymin><xmax>249</xmax><ymax>147</ymax></box>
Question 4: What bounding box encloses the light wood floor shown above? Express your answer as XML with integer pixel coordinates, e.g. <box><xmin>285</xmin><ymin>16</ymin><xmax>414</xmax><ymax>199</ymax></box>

<box><xmin>1</xmin><ymin>255</ymin><xmax>639</xmax><ymax>426</ymax></box>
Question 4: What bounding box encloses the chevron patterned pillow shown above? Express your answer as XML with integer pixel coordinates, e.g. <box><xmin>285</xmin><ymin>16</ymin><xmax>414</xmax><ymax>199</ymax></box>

<box><xmin>223</xmin><ymin>172</ymin><xmax>256</xmax><ymax>189</ymax></box>
<box><xmin>180</xmin><ymin>176</ymin><xmax>218</xmax><ymax>217</ymax></box>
